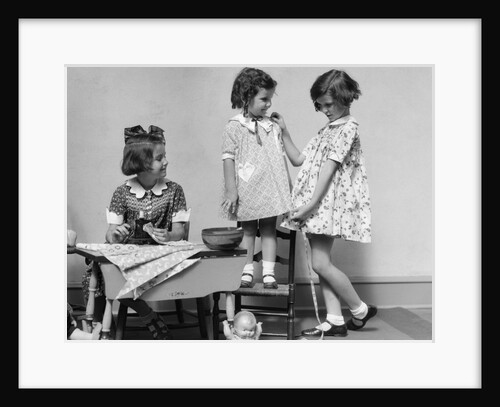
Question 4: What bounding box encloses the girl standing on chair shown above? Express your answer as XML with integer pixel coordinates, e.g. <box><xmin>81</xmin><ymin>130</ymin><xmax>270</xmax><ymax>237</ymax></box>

<box><xmin>83</xmin><ymin>124</ymin><xmax>190</xmax><ymax>339</ymax></box>
<box><xmin>220</xmin><ymin>67</ymin><xmax>293</xmax><ymax>326</ymax></box>
<box><xmin>274</xmin><ymin>69</ymin><xmax>377</xmax><ymax>337</ymax></box>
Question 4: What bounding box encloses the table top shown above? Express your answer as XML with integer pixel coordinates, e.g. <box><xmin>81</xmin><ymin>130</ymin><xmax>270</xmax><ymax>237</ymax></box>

<box><xmin>71</xmin><ymin>243</ymin><xmax>246</xmax><ymax>262</ymax></box>
<box><xmin>70</xmin><ymin>243</ymin><xmax>247</xmax><ymax>300</ymax></box>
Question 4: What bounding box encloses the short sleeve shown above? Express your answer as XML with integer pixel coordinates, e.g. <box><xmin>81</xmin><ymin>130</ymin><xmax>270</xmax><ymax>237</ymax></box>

<box><xmin>222</xmin><ymin>122</ymin><xmax>239</xmax><ymax>160</ymax></box>
<box><xmin>171</xmin><ymin>184</ymin><xmax>188</xmax><ymax>219</ymax></box>
<box><xmin>107</xmin><ymin>185</ymin><xmax>127</xmax><ymax>224</ymax></box>
<box><xmin>327</xmin><ymin>121</ymin><xmax>358</xmax><ymax>163</ymax></box>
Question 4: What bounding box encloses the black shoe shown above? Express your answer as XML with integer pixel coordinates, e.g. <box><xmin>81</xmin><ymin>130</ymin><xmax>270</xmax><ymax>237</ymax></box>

<box><xmin>301</xmin><ymin>322</ymin><xmax>348</xmax><ymax>337</ymax></box>
<box><xmin>263</xmin><ymin>274</ymin><xmax>278</xmax><ymax>289</ymax></box>
<box><xmin>346</xmin><ymin>305</ymin><xmax>378</xmax><ymax>331</ymax></box>
<box><xmin>146</xmin><ymin>318</ymin><xmax>173</xmax><ymax>340</ymax></box>
<box><xmin>240</xmin><ymin>273</ymin><xmax>253</xmax><ymax>288</ymax></box>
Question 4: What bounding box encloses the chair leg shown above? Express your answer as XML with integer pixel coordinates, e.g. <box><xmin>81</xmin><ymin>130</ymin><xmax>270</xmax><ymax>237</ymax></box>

<box><xmin>287</xmin><ymin>284</ymin><xmax>296</xmax><ymax>340</ymax></box>
<box><xmin>115</xmin><ymin>302</ymin><xmax>128</xmax><ymax>340</ymax></box>
<box><xmin>235</xmin><ymin>294</ymin><xmax>241</xmax><ymax>313</ymax></box>
<box><xmin>196</xmin><ymin>297</ymin><xmax>208</xmax><ymax>339</ymax></box>
<box><xmin>212</xmin><ymin>292</ymin><xmax>220</xmax><ymax>340</ymax></box>
<box><xmin>175</xmin><ymin>299</ymin><xmax>185</xmax><ymax>324</ymax></box>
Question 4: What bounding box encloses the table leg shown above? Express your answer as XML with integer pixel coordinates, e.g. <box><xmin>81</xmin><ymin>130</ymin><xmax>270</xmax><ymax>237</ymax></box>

<box><xmin>212</xmin><ymin>292</ymin><xmax>220</xmax><ymax>340</ymax></box>
<box><xmin>100</xmin><ymin>298</ymin><xmax>114</xmax><ymax>340</ymax></box>
<box><xmin>196</xmin><ymin>297</ymin><xmax>208</xmax><ymax>339</ymax></box>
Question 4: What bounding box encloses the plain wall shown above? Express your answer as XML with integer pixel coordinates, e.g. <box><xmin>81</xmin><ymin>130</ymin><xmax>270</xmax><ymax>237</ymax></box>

<box><xmin>66</xmin><ymin>66</ymin><xmax>433</xmax><ymax>286</ymax></box>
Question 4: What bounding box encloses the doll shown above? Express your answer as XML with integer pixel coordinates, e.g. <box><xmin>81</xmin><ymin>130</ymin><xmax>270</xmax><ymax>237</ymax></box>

<box><xmin>222</xmin><ymin>310</ymin><xmax>262</xmax><ymax>340</ymax></box>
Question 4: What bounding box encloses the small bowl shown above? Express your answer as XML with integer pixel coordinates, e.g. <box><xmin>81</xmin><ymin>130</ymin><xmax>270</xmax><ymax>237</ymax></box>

<box><xmin>201</xmin><ymin>227</ymin><xmax>244</xmax><ymax>250</ymax></box>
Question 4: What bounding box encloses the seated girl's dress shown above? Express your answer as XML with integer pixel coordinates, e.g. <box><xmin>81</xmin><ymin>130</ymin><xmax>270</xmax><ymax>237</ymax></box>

<box><xmin>82</xmin><ymin>177</ymin><xmax>189</xmax><ymax>302</ymax></box>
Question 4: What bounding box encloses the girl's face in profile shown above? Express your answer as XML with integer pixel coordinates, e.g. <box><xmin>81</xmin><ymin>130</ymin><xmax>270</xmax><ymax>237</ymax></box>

<box><xmin>315</xmin><ymin>94</ymin><xmax>347</xmax><ymax>122</ymax></box>
<box><xmin>248</xmin><ymin>87</ymin><xmax>275</xmax><ymax>118</ymax></box>
<box><xmin>148</xmin><ymin>143</ymin><xmax>168</xmax><ymax>179</ymax></box>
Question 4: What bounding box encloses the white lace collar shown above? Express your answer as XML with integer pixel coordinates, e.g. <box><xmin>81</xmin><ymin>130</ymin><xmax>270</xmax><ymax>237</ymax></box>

<box><xmin>126</xmin><ymin>177</ymin><xmax>169</xmax><ymax>198</ymax></box>
<box><xmin>229</xmin><ymin>113</ymin><xmax>274</xmax><ymax>133</ymax></box>
<box><xmin>328</xmin><ymin>115</ymin><xmax>357</xmax><ymax>127</ymax></box>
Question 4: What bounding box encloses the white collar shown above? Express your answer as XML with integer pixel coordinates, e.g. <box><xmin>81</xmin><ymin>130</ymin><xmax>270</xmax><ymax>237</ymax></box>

<box><xmin>126</xmin><ymin>177</ymin><xmax>169</xmax><ymax>198</ymax></box>
<box><xmin>327</xmin><ymin>115</ymin><xmax>357</xmax><ymax>127</ymax></box>
<box><xmin>229</xmin><ymin>113</ymin><xmax>274</xmax><ymax>133</ymax></box>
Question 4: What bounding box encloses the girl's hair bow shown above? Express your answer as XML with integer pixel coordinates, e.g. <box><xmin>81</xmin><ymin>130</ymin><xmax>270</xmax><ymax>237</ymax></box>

<box><xmin>124</xmin><ymin>125</ymin><xmax>165</xmax><ymax>144</ymax></box>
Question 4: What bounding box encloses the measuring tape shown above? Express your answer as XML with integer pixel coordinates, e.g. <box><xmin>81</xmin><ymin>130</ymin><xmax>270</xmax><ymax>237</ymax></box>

<box><xmin>301</xmin><ymin>231</ymin><xmax>324</xmax><ymax>340</ymax></box>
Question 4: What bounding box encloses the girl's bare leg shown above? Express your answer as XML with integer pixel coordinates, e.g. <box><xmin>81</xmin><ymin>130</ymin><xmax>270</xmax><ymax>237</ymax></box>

<box><xmin>309</xmin><ymin>234</ymin><xmax>362</xmax><ymax>310</ymax></box>
<box><xmin>259</xmin><ymin>216</ymin><xmax>278</xmax><ymax>288</ymax></box>
<box><xmin>239</xmin><ymin>220</ymin><xmax>258</xmax><ymax>287</ymax></box>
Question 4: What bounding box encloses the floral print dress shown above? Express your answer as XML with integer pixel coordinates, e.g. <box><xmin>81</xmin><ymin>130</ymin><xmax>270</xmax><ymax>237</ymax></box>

<box><xmin>281</xmin><ymin>115</ymin><xmax>371</xmax><ymax>243</ymax></box>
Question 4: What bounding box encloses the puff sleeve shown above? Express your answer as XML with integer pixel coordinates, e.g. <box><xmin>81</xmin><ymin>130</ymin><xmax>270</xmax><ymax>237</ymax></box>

<box><xmin>327</xmin><ymin>121</ymin><xmax>359</xmax><ymax>164</ymax></box>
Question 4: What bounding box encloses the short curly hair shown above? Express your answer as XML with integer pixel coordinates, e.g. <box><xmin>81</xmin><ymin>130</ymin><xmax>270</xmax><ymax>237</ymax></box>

<box><xmin>231</xmin><ymin>67</ymin><xmax>277</xmax><ymax>114</ymax></box>
<box><xmin>310</xmin><ymin>69</ymin><xmax>361</xmax><ymax>110</ymax></box>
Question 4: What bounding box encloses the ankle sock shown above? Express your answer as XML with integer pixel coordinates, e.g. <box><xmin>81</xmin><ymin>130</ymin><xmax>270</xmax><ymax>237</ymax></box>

<box><xmin>262</xmin><ymin>260</ymin><xmax>276</xmax><ymax>283</ymax></box>
<box><xmin>241</xmin><ymin>263</ymin><xmax>254</xmax><ymax>284</ymax></box>
<box><xmin>316</xmin><ymin>314</ymin><xmax>345</xmax><ymax>330</ymax></box>
<box><xmin>326</xmin><ymin>314</ymin><xmax>345</xmax><ymax>326</ymax></box>
<box><xmin>350</xmin><ymin>302</ymin><xmax>368</xmax><ymax>320</ymax></box>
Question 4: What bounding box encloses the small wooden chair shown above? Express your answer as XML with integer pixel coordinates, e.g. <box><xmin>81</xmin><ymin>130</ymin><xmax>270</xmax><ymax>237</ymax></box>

<box><xmin>212</xmin><ymin>227</ymin><xmax>297</xmax><ymax>339</ymax></box>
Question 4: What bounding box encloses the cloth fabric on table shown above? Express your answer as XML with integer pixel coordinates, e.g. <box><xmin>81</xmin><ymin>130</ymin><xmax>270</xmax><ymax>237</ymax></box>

<box><xmin>76</xmin><ymin>241</ymin><xmax>202</xmax><ymax>299</ymax></box>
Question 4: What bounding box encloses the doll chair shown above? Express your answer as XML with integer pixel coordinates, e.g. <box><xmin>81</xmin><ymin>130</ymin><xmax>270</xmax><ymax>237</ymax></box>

<box><xmin>212</xmin><ymin>225</ymin><xmax>297</xmax><ymax>340</ymax></box>
<box><xmin>114</xmin><ymin>221</ymin><xmax>210</xmax><ymax>339</ymax></box>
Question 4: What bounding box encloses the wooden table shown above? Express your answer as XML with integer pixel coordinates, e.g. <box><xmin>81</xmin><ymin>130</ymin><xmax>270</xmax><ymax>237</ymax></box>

<box><xmin>73</xmin><ymin>243</ymin><xmax>246</xmax><ymax>339</ymax></box>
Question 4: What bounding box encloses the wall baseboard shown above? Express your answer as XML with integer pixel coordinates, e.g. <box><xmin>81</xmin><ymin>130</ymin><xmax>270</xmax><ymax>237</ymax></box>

<box><xmin>68</xmin><ymin>276</ymin><xmax>432</xmax><ymax>312</ymax></box>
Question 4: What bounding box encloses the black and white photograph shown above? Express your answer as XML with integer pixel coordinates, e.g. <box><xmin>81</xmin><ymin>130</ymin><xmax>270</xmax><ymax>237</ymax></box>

<box><xmin>19</xmin><ymin>19</ymin><xmax>482</xmax><ymax>389</ymax></box>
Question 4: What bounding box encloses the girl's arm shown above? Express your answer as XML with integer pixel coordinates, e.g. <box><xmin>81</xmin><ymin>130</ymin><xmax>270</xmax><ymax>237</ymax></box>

<box><xmin>270</xmin><ymin>112</ymin><xmax>305</xmax><ymax>167</ymax></box>
<box><xmin>281</xmin><ymin>128</ymin><xmax>305</xmax><ymax>167</ymax></box>
<box><xmin>292</xmin><ymin>158</ymin><xmax>338</xmax><ymax>221</ymax></box>
<box><xmin>222</xmin><ymin>158</ymin><xmax>238</xmax><ymax>214</ymax></box>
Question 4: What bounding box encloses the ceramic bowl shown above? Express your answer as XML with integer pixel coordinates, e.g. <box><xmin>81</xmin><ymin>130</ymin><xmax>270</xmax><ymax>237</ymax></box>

<box><xmin>201</xmin><ymin>227</ymin><xmax>244</xmax><ymax>250</ymax></box>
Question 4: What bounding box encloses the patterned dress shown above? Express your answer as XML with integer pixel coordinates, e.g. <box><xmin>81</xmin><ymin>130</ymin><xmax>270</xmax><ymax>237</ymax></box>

<box><xmin>281</xmin><ymin>115</ymin><xmax>371</xmax><ymax>243</ymax></box>
<box><xmin>220</xmin><ymin>113</ymin><xmax>292</xmax><ymax>221</ymax></box>
<box><xmin>82</xmin><ymin>177</ymin><xmax>189</xmax><ymax>301</ymax></box>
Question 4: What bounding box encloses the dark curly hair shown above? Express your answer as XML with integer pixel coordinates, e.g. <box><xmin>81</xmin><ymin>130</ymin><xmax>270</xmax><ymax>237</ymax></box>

<box><xmin>310</xmin><ymin>69</ymin><xmax>361</xmax><ymax>110</ymax></box>
<box><xmin>231</xmin><ymin>67</ymin><xmax>277</xmax><ymax>115</ymax></box>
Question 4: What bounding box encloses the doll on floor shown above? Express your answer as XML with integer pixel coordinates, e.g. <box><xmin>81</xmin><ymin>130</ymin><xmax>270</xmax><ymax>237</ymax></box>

<box><xmin>222</xmin><ymin>310</ymin><xmax>262</xmax><ymax>340</ymax></box>
<box><xmin>67</xmin><ymin>302</ymin><xmax>102</xmax><ymax>340</ymax></box>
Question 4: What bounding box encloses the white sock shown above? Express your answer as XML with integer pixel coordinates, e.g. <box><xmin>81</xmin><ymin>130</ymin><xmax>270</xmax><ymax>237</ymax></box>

<box><xmin>316</xmin><ymin>314</ymin><xmax>345</xmax><ymax>330</ymax></box>
<box><xmin>262</xmin><ymin>260</ymin><xmax>276</xmax><ymax>283</ymax></box>
<box><xmin>241</xmin><ymin>263</ymin><xmax>254</xmax><ymax>284</ymax></box>
<box><xmin>326</xmin><ymin>314</ymin><xmax>345</xmax><ymax>326</ymax></box>
<box><xmin>350</xmin><ymin>302</ymin><xmax>368</xmax><ymax>319</ymax></box>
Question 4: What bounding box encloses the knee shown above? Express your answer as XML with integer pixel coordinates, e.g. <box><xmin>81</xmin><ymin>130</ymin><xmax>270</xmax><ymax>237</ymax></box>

<box><xmin>311</xmin><ymin>258</ymin><xmax>330</xmax><ymax>276</ymax></box>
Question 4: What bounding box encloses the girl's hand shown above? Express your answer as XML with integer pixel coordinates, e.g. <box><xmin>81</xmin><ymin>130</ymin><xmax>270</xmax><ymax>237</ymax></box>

<box><xmin>111</xmin><ymin>223</ymin><xmax>131</xmax><ymax>243</ymax></box>
<box><xmin>290</xmin><ymin>204</ymin><xmax>314</xmax><ymax>223</ymax></box>
<box><xmin>151</xmin><ymin>227</ymin><xmax>170</xmax><ymax>243</ymax></box>
<box><xmin>221</xmin><ymin>190</ymin><xmax>238</xmax><ymax>214</ymax></box>
<box><xmin>270</xmin><ymin>112</ymin><xmax>287</xmax><ymax>130</ymax></box>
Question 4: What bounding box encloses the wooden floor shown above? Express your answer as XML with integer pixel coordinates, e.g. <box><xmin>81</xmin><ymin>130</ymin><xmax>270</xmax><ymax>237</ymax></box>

<box><xmin>96</xmin><ymin>306</ymin><xmax>432</xmax><ymax>341</ymax></box>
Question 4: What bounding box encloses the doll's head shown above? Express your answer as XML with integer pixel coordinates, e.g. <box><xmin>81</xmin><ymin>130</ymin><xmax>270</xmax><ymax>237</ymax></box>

<box><xmin>121</xmin><ymin>125</ymin><xmax>166</xmax><ymax>176</ymax></box>
<box><xmin>310</xmin><ymin>69</ymin><xmax>361</xmax><ymax>111</ymax></box>
<box><xmin>232</xmin><ymin>311</ymin><xmax>260</xmax><ymax>340</ymax></box>
<box><xmin>231</xmin><ymin>67</ymin><xmax>277</xmax><ymax>117</ymax></box>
